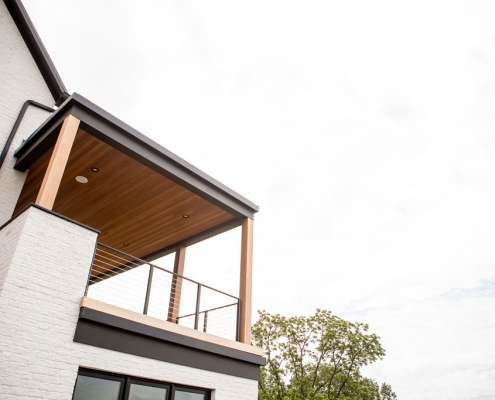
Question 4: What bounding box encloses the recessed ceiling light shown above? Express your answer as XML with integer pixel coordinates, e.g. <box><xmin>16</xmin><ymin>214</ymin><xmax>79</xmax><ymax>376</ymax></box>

<box><xmin>123</xmin><ymin>243</ymin><xmax>129</xmax><ymax>246</ymax></box>
<box><xmin>91</xmin><ymin>167</ymin><xmax>99</xmax><ymax>172</ymax></box>
<box><xmin>183</xmin><ymin>215</ymin><xmax>189</xmax><ymax>218</ymax></box>
<box><xmin>76</xmin><ymin>176</ymin><xmax>88</xmax><ymax>183</ymax></box>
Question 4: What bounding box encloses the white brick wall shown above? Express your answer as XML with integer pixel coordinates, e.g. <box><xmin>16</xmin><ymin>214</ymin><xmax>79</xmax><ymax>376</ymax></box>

<box><xmin>0</xmin><ymin>1</ymin><xmax>54</xmax><ymax>225</ymax></box>
<box><xmin>0</xmin><ymin>210</ymin><xmax>24</xmax><ymax>294</ymax></box>
<box><xmin>0</xmin><ymin>207</ymin><xmax>258</xmax><ymax>400</ymax></box>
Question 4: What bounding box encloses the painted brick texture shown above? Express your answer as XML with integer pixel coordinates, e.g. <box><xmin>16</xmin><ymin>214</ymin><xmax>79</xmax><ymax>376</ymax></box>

<box><xmin>0</xmin><ymin>1</ymin><xmax>54</xmax><ymax>225</ymax></box>
<box><xmin>0</xmin><ymin>207</ymin><xmax>258</xmax><ymax>400</ymax></box>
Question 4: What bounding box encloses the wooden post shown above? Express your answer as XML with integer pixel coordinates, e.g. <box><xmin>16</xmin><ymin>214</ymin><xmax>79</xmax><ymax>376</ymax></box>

<box><xmin>239</xmin><ymin>217</ymin><xmax>254</xmax><ymax>344</ymax></box>
<box><xmin>36</xmin><ymin>115</ymin><xmax>80</xmax><ymax>209</ymax></box>
<box><xmin>167</xmin><ymin>245</ymin><xmax>186</xmax><ymax>323</ymax></box>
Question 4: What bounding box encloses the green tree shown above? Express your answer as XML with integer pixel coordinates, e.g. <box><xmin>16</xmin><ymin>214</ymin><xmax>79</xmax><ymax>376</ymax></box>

<box><xmin>252</xmin><ymin>309</ymin><xmax>394</xmax><ymax>400</ymax></box>
<box><xmin>379</xmin><ymin>383</ymin><xmax>397</xmax><ymax>400</ymax></box>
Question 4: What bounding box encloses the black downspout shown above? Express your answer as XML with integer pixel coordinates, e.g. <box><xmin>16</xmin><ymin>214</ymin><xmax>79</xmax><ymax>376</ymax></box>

<box><xmin>0</xmin><ymin>100</ymin><xmax>54</xmax><ymax>170</ymax></box>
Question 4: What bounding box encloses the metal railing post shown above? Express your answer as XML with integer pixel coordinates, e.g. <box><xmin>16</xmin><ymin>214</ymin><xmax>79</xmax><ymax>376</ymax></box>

<box><xmin>143</xmin><ymin>264</ymin><xmax>154</xmax><ymax>315</ymax></box>
<box><xmin>88</xmin><ymin>242</ymin><xmax>242</xmax><ymax>340</ymax></box>
<box><xmin>236</xmin><ymin>299</ymin><xmax>241</xmax><ymax>342</ymax></box>
<box><xmin>194</xmin><ymin>283</ymin><xmax>202</xmax><ymax>330</ymax></box>
<box><xmin>203</xmin><ymin>311</ymin><xmax>208</xmax><ymax>333</ymax></box>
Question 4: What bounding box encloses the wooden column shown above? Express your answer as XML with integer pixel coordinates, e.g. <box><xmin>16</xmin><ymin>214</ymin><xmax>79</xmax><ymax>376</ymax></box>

<box><xmin>239</xmin><ymin>217</ymin><xmax>254</xmax><ymax>344</ymax></box>
<box><xmin>167</xmin><ymin>245</ymin><xmax>186</xmax><ymax>323</ymax></box>
<box><xmin>36</xmin><ymin>115</ymin><xmax>80</xmax><ymax>210</ymax></box>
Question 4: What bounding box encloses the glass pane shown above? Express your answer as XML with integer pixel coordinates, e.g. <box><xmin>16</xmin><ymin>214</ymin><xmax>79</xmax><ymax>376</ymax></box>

<box><xmin>174</xmin><ymin>390</ymin><xmax>206</xmax><ymax>400</ymax></box>
<box><xmin>128</xmin><ymin>383</ymin><xmax>167</xmax><ymax>400</ymax></box>
<box><xmin>73</xmin><ymin>375</ymin><xmax>121</xmax><ymax>400</ymax></box>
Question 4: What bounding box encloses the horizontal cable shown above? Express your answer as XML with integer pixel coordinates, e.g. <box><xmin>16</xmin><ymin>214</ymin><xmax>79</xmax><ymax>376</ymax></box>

<box><xmin>87</xmin><ymin>243</ymin><xmax>239</xmax><ymax>340</ymax></box>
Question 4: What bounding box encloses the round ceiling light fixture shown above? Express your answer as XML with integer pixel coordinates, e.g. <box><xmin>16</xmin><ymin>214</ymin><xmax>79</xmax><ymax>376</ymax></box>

<box><xmin>123</xmin><ymin>243</ymin><xmax>129</xmax><ymax>247</ymax></box>
<box><xmin>91</xmin><ymin>167</ymin><xmax>99</xmax><ymax>172</ymax></box>
<box><xmin>183</xmin><ymin>215</ymin><xmax>189</xmax><ymax>218</ymax></box>
<box><xmin>76</xmin><ymin>176</ymin><xmax>88</xmax><ymax>183</ymax></box>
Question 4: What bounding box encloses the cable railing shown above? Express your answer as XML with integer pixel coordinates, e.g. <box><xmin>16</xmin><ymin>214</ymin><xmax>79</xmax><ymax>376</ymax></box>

<box><xmin>85</xmin><ymin>243</ymin><xmax>241</xmax><ymax>342</ymax></box>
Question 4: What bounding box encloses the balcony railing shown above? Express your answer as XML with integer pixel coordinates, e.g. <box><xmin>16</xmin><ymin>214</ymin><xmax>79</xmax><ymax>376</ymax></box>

<box><xmin>85</xmin><ymin>243</ymin><xmax>241</xmax><ymax>341</ymax></box>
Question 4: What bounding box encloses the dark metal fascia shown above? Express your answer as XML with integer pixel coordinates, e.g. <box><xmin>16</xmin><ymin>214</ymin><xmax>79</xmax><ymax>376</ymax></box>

<box><xmin>69</xmin><ymin>93</ymin><xmax>258</xmax><ymax>215</ymax></box>
<box><xmin>78</xmin><ymin>307</ymin><xmax>266</xmax><ymax>366</ymax></box>
<box><xmin>90</xmin><ymin>219</ymin><xmax>243</xmax><ymax>284</ymax></box>
<box><xmin>142</xmin><ymin>218</ymin><xmax>242</xmax><ymax>262</ymax></box>
<box><xmin>3</xmin><ymin>0</ymin><xmax>69</xmax><ymax>105</ymax></box>
<box><xmin>14</xmin><ymin>93</ymin><xmax>259</xmax><ymax>219</ymax></box>
<box><xmin>13</xmin><ymin>100</ymin><xmax>75</xmax><ymax>170</ymax></box>
<box><xmin>74</xmin><ymin>318</ymin><xmax>261</xmax><ymax>380</ymax></box>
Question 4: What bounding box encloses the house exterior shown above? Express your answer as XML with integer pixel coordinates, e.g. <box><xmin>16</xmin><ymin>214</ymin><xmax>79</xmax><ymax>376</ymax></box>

<box><xmin>0</xmin><ymin>1</ymin><xmax>265</xmax><ymax>399</ymax></box>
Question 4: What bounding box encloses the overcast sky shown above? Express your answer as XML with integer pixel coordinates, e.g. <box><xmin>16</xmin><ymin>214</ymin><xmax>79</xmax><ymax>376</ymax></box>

<box><xmin>23</xmin><ymin>1</ymin><xmax>495</xmax><ymax>399</ymax></box>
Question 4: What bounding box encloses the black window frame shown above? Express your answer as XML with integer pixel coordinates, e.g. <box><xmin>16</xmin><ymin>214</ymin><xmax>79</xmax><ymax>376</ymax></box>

<box><xmin>73</xmin><ymin>368</ymin><xmax>126</xmax><ymax>400</ymax></box>
<box><xmin>173</xmin><ymin>385</ymin><xmax>212</xmax><ymax>399</ymax></box>
<box><xmin>73</xmin><ymin>368</ymin><xmax>211</xmax><ymax>400</ymax></box>
<box><xmin>125</xmin><ymin>377</ymin><xmax>170</xmax><ymax>400</ymax></box>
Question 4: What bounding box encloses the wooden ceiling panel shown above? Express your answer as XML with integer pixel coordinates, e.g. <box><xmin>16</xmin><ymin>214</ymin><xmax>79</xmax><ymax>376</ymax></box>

<box><xmin>14</xmin><ymin>129</ymin><xmax>237</xmax><ymax>260</ymax></box>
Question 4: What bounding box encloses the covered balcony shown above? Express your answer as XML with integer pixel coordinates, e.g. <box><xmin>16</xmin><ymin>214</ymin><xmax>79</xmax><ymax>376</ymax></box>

<box><xmin>12</xmin><ymin>93</ymin><xmax>258</xmax><ymax>348</ymax></box>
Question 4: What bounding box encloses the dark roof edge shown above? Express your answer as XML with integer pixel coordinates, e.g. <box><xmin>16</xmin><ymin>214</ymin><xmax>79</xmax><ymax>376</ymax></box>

<box><xmin>78</xmin><ymin>307</ymin><xmax>266</xmax><ymax>366</ymax></box>
<box><xmin>14</xmin><ymin>93</ymin><xmax>259</xmax><ymax>218</ymax></box>
<box><xmin>71</xmin><ymin>93</ymin><xmax>259</xmax><ymax>213</ymax></box>
<box><xmin>14</xmin><ymin>93</ymin><xmax>258</xmax><ymax>219</ymax></box>
<box><xmin>4</xmin><ymin>0</ymin><xmax>69</xmax><ymax>105</ymax></box>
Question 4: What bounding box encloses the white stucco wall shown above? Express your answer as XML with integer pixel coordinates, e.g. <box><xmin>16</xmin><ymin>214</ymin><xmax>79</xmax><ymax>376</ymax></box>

<box><xmin>0</xmin><ymin>207</ymin><xmax>258</xmax><ymax>400</ymax></box>
<box><xmin>0</xmin><ymin>1</ymin><xmax>54</xmax><ymax>225</ymax></box>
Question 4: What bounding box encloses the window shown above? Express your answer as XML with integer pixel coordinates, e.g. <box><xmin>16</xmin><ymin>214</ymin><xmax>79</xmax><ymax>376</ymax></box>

<box><xmin>72</xmin><ymin>369</ymin><xmax>210</xmax><ymax>400</ymax></box>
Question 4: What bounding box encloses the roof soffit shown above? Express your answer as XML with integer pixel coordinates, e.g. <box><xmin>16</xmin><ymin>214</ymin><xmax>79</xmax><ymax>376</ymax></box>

<box><xmin>14</xmin><ymin>93</ymin><xmax>259</xmax><ymax>220</ymax></box>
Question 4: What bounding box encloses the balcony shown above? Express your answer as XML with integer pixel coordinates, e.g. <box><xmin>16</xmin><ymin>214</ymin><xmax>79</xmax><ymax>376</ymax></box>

<box><xmin>86</xmin><ymin>242</ymin><xmax>241</xmax><ymax>342</ymax></box>
<box><xmin>11</xmin><ymin>93</ymin><xmax>258</xmax><ymax>348</ymax></box>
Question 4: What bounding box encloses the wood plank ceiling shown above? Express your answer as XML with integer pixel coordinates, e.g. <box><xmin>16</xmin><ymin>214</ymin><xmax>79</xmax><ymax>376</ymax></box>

<box><xmin>14</xmin><ymin>129</ymin><xmax>236</xmax><ymax>259</ymax></box>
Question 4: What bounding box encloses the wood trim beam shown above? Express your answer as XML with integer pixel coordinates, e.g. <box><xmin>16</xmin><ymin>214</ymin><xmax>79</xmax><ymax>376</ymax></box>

<box><xmin>167</xmin><ymin>245</ymin><xmax>186</xmax><ymax>323</ymax></box>
<box><xmin>35</xmin><ymin>115</ymin><xmax>79</xmax><ymax>209</ymax></box>
<box><xmin>239</xmin><ymin>218</ymin><xmax>254</xmax><ymax>344</ymax></box>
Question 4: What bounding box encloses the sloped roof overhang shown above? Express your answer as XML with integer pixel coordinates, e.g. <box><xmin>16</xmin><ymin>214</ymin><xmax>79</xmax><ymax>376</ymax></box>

<box><xmin>14</xmin><ymin>93</ymin><xmax>258</xmax><ymax>220</ymax></box>
<box><xmin>14</xmin><ymin>93</ymin><xmax>258</xmax><ymax>260</ymax></box>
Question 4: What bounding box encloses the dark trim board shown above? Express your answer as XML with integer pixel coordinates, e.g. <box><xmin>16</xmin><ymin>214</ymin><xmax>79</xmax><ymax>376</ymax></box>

<box><xmin>143</xmin><ymin>218</ymin><xmax>242</xmax><ymax>262</ymax></box>
<box><xmin>89</xmin><ymin>219</ymin><xmax>241</xmax><ymax>283</ymax></box>
<box><xmin>12</xmin><ymin>102</ymin><xmax>73</xmax><ymax>170</ymax></box>
<box><xmin>75</xmin><ymin>320</ymin><xmax>261</xmax><ymax>381</ymax></box>
<box><xmin>74</xmin><ymin>308</ymin><xmax>265</xmax><ymax>380</ymax></box>
<box><xmin>3</xmin><ymin>0</ymin><xmax>69</xmax><ymax>105</ymax></box>
<box><xmin>14</xmin><ymin>93</ymin><xmax>258</xmax><ymax>220</ymax></box>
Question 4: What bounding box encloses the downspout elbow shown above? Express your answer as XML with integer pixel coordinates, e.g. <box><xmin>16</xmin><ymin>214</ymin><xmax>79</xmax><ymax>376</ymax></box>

<box><xmin>0</xmin><ymin>100</ymin><xmax>54</xmax><ymax>170</ymax></box>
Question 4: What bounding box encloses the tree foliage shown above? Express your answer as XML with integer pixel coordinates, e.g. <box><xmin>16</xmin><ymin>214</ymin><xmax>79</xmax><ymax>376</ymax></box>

<box><xmin>252</xmin><ymin>309</ymin><xmax>395</xmax><ymax>400</ymax></box>
<box><xmin>379</xmin><ymin>383</ymin><xmax>397</xmax><ymax>400</ymax></box>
